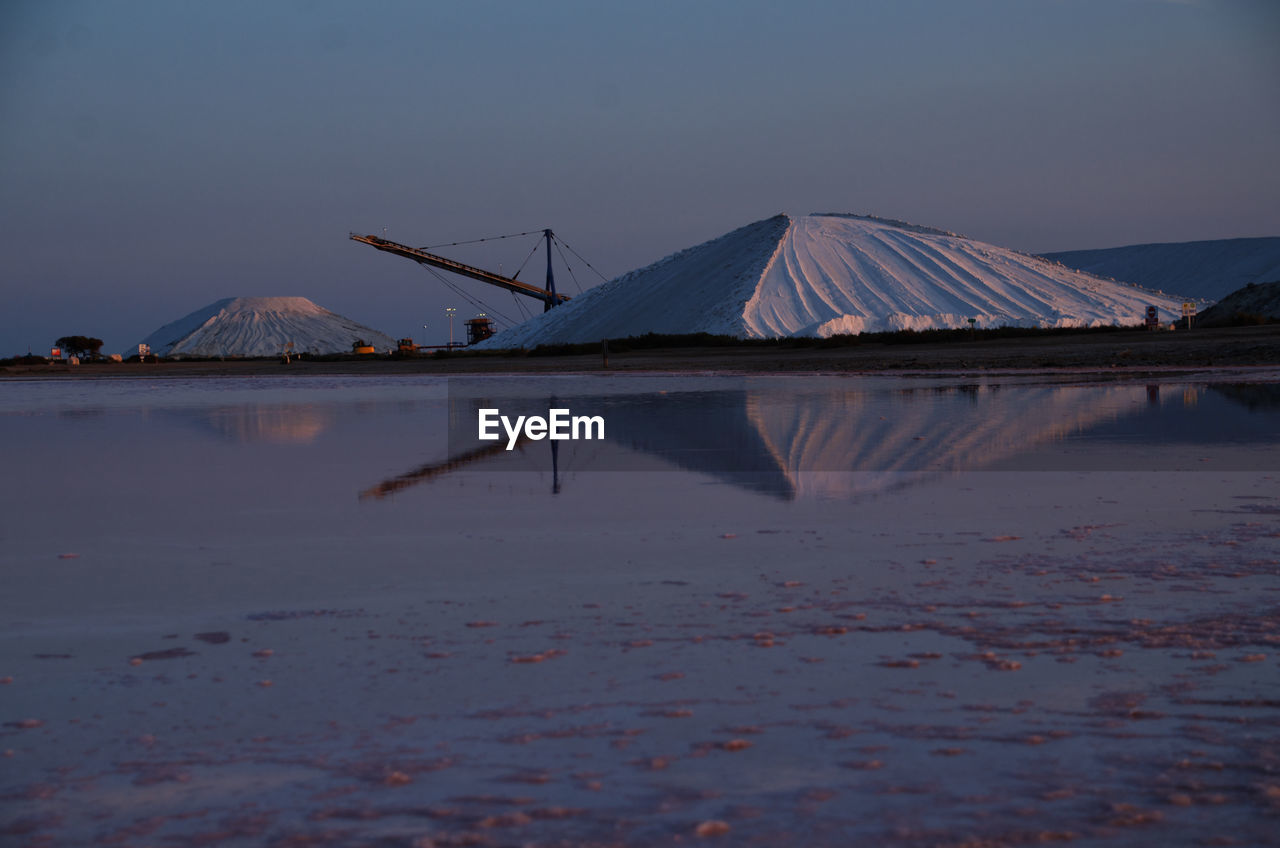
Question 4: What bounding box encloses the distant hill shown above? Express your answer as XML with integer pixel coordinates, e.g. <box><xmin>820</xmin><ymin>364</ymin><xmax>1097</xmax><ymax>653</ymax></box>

<box><xmin>135</xmin><ymin>297</ymin><xmax>395</xmax><ymax>358</ymax></box>
<box><xmin>1043</xmin><ymin>238</ymin><xmax>1280</xmax><ymax>302</ymax></box>
<box><xmin>475</xmin><ymin>214</ymin><xmax>1187</xmax><ymax>348</ymax></box>
<box><xmin>1195</xmin><ymin>281</ymin><xmax>1280</xmax><ymax>327</ymax></box>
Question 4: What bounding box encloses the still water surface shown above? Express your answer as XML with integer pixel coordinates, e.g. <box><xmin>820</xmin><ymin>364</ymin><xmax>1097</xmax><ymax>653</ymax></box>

<box><xmin>1</xmin><ymin>371</ymin><xmax>1278</xmax><ymax>846</ymax></box>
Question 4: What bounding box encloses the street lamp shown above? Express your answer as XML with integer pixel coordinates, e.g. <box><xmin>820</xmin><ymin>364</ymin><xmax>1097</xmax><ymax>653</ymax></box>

<box><xmin>445</xmin><ymin>307</ymin><xmax>457</xmax><ymax>348</ymax></box>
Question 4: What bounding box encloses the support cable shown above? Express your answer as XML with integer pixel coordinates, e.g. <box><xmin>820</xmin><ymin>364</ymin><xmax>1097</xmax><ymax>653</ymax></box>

<box><xmin>510</xmin><ymin>290</ymin><xmax>532</xmax><ymax>322</ymax></box>
<box><xmin>553</xmin><ymin>240</ymin><xmax>585</xmax><ymax>295</ymax></box>
<box><xmin>510</xmin><ymin>239</ymin><xmax>543</xmax><ymax>281</ymax></box>
<box><xmin>421</xmin><ymin>264</ymin><xmax>518</xmax><ymax>328</ymax></box>
<box><xmin>369</xmin><ymin>228</ymin><xmax>595</xmax><ymax>328</ymax></box>
<box><xmin>553</xmin><ymin>236</ymin><xmax>611</xmax><ymax>282</ymax></box>
<box><xmin>421</xmin><ymin>229</ymin><xmax>545</xmax><ymax>250</ymax></box>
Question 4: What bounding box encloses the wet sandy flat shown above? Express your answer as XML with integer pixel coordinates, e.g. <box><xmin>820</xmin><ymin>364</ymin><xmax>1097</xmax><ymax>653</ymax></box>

<box><xmin>1</xmin><ymin>373</ymin><xmax>1277</xmax><ymax>846</ymax></box>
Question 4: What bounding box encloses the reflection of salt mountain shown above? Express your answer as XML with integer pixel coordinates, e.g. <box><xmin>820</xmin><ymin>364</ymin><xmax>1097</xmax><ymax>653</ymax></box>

<box><xmin>598</xmin><ymin>391</ymin><xmax>801</xmax><ymax>498</ymax></box>
<box><xmin>204</xmin><ymin>405</ymin><xmax>333</xmax><ymax>444</ymax></box>
<box><xmin>159</xmin><ymin>404</ymin><xmax>335</xmax><ymax>444</ymax></box>
<box><xmin>604</xmin><ymin>384</ymin><xmax>1136</xmax><ymax>499</ymax></box>
<box><xmin>742</xmin><ymin>384</ymin><xmax>1135</xmax><ymax>498</ymax></box>
<box><xmin>1208</xmin><ymin>382</ymin><xmax>1280</xmax><ymax>411</ymax></box>
<box><xmin>401</xmin><ymin>380</ymin><xmax>1144</xmax><ymax>500</ymax></box>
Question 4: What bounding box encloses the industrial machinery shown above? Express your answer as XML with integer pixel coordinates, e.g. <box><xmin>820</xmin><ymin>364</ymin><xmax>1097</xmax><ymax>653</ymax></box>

<box><xmin>350</xmin><ymin>229</ymin><xmax>571</xmax><ymax>313</ymax></box>
<box><xmin>465</xmin><ymin>315</ymin><xmax>494</xmax><ymax>345</ymax></box>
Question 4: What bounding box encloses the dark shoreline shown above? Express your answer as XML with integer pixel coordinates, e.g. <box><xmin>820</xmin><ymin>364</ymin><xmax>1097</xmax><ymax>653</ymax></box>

<box><xmin>4</xmin><ymin>323</ymin><xmax>1278</xmax><ymax>379</ymax></box>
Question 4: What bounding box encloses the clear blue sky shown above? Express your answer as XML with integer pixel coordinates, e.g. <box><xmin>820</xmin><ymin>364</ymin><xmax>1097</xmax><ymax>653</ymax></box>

<box><xmin>2</xmin><ymin>0</ymin><xmax>1277</xmax><ymax>354</ymax></box>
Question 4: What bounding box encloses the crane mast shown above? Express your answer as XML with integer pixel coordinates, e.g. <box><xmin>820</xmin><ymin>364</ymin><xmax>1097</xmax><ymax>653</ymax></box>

<box><xmin>349</xmin><ymin>232</ymin><xmax>570</xmax><ymax>310</ymax></box>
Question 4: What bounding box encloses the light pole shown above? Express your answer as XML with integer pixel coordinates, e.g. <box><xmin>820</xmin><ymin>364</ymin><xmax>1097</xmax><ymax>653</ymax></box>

<box><xmin>445</xmin><ymin>307</ymin><xmax>457</xmax><ymax>348</ymax></box>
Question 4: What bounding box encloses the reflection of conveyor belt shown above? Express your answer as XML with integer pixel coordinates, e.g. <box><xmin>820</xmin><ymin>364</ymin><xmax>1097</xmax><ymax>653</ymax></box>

<box><xmin>361</xmin><ymin>390</ymin><xmax>799</xmax><ymax>501</ymax></box>
<box><xmin>358</xmin><ymin>437</ymin><xmax>532</xmax><ymax>500</ymax></box>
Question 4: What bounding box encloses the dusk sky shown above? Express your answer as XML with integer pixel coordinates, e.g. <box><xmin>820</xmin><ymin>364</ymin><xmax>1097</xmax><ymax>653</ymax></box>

<box><xmin>2</xmin><ymin>0</ymin><xmax>1277</xmax><ymax>355</ymax></box>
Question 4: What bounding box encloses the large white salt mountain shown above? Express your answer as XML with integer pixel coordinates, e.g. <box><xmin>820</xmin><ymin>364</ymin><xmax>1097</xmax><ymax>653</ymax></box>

<box><xmin>135</xmin><ymin>297</ymin><xmax>396</xmax><ymax>358</ymax></box>
<box><xmin>475</xmin><ymin>214</ymin><xmax>1189</xmax><ymax>348</ymax></box>
<box><xmin>1044</xmin><ymin>237</ymin><xmax>1280</xmax><ymax>302</ymax></box>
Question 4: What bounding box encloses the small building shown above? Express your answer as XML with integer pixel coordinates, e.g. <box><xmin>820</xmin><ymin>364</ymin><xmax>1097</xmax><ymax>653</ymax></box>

<box><xmin>466</xmin><ymin>316</ymin><xmax>494</xmax><ymax>346</ymax></box>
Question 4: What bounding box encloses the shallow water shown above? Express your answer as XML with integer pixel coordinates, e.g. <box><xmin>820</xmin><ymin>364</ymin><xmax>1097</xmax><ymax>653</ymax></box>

<box><xmin>2</xmin><ymin>371</ymin><xmax>1278</xmax><ymax>846</ymax></box>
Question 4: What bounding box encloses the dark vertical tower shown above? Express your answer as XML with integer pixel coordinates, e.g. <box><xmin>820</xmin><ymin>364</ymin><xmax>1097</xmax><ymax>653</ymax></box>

<box><xmin>544</xmin><ymin>229</ymin><xmax>557</xmax><ymax>312</ymax></box>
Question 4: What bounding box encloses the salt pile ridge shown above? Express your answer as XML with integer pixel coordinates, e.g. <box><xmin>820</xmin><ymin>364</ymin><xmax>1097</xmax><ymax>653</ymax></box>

<box><xmin>1044</xmin><ymin>237</ymin><xmax>1280</xmax><ymax>302</ymax></box>
<box><xmin>135</xmin><ymin>297</ymin><xmax>396</xmax><ymax>358</ymax></box>
<box><xmin>1195</xmin><ymin>281</ymin><xmax>1280</xmax><ymax>327</ymax></box>
<box><xmin>476</xmin><ymin>214</ymin><xmax>1190</xmax><ymax>348</ymax></box>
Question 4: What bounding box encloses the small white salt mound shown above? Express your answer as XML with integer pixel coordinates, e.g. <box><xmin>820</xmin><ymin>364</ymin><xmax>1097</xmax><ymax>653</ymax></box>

<box><xmin>475</xmin><ymin>214</ymin><xmax>1193</xmax><ymax>348</ymax></box>
<box><xmin>135</xmin><ymin>297</ymin><xmax>396</xmax><ymax>358</ymax></box>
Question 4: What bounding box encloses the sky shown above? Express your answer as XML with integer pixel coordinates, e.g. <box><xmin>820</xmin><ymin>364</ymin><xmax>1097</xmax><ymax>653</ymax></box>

<box><xmin>2</xmin><ymin>0</ymin><xmax>1278</xmax><ymax>355</ymax></box>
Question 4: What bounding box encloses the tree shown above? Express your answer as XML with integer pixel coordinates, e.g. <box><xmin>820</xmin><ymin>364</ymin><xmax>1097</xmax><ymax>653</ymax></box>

<box><xmin>55</xmin><ymin>335</ymin><xmax>104</xmax><ymax>360</ymax></box>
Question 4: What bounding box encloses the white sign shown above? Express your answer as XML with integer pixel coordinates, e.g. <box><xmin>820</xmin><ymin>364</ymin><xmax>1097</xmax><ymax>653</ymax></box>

<box><xmin>478</xmin><ymin>408</ymin><xmax>605</xmax><ymax>451</ymax></box>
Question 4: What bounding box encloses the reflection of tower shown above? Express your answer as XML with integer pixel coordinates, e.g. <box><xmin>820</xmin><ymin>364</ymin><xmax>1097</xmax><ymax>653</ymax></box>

<box><xmin>550</xmin><ymin>393</ymin><xmax>561</xmax><ymax>494</ymax></box>
<box><xmin>1147</xmin><ymin>385</ymin><xmax>1160</xmax><ymax>406</ymax></box>
<box><xmin>551</xmin><ymin>440</ymin><xmax>561</xmax><ymax>495</ymax></box>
